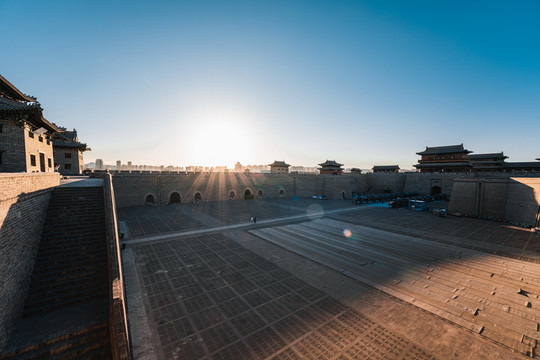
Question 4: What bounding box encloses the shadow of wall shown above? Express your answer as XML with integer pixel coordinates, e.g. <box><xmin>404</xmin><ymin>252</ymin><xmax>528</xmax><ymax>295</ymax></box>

<box><xmin>0</xmin><ymin>173</ymin><xmax>59</xmax><ymax>351</ymax></box>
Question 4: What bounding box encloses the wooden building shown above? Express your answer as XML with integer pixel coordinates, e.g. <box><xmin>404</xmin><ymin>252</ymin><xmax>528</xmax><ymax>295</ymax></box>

<box><xmin>349</xmin><ymin>168</ymin><xmax>362</xmax><ymax>174</ymax></box>
<box><xmin>268</xmin><ymin>160</ymin><xmax>290</xmax><ymax>174</ymax></box>
<box><xmin>0</xmin><ymin>74</ymin><xmax>61</xmax><ymax>173</ymax></box>
<box><xmin>52</xmin><ymin>129</ymin><xmax>89</xmax><ymax>175</ymax></box>
<box><xmin>468</xmin><ymin>152</ymin><xmax>507</xmax><ymax>172</ymax></box>
<box><xmin>502</xmin><ymin>162</ymin><xmax>540</xmax><ymax>173</ymax></box>
<box><xmin>414</xmin><ymin>144</ymin><xmax>473</xmax><ymax>173</ymax></box>
<box><xmin>319</xmin><ymin>160</ymin><xmax>344</xmax><ymax>175</ymax></box>
<box><xmin>372</xmin><ymin>165</ymin><xmax>400</xmax><ymax>173</ymax></box>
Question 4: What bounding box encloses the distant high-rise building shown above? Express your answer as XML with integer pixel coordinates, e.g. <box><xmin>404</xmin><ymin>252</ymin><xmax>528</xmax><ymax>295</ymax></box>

<box><xmin>127</xmin><ymin>161</ymin><xmax>132</xmax><ymax>170</ymax></box>
<box><xmin>234</xmin><ymin>162</ymin><xmax>243</xmax><ymax>172</ymax></box>
<box><xmin>116</xmin><ymin>160</ymin><xmax>121</xmax><ymax>170</ymax></box>
<box><xmin>96</xmin><ymin>159</ymin><xmax>103</xmax><ymax>169</ymax></box>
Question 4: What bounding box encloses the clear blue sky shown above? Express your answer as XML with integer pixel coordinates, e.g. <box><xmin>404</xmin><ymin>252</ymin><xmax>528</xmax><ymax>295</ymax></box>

<box><xmin>1</xmin><ymin>0</ymin><xmax>539</xmax><ymax>169</ymax></box>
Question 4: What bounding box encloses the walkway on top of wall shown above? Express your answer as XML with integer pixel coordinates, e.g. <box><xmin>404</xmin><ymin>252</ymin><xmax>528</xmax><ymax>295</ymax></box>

<box><xmin>59</xmin><ymin>176</ymin><xmax>103</xmax><ymax>187</ymax></box>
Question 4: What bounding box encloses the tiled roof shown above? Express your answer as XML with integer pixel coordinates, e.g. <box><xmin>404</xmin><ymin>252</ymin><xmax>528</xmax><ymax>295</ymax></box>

<box><xmin>0</xmin><ymin>74</ymin><xmax>37</xmax><ymax>102</ymax></box>
<box><xmin>269</xmin><ymin>161</ymin><xmax>290</xmax><ymax>167</ymax></box>
<box><xmin>319</xmin><ymin>160</ymin><xmax>343</xmax><ymax>167</ymax></box>
<box><xmin>372</xmin><ymin>165</ymin><xmax>399</xmax><ymax>170</ymax></box>
<box><xmin>468</xmin><ymin>152</ymin><xmax>507</xmax><ymax>160</ymax></box>
<box><xmin>417</xmin><ymin>144</ymin><xmax>471</xmax><ymax>155</ymax></box>
<box><xmin>0</xmin><ymin>96</ymin><xmax>40</xmax><ymax>111</ymax></box>
<box><xmin>414</xmin><ymin>162</ymin><xmax>472</xmax><ymax>168</ymax></box>
<box><xmin>503</xmin><ymin>162</ymin><xmax>540</xmax><ymax>169</ymax></box>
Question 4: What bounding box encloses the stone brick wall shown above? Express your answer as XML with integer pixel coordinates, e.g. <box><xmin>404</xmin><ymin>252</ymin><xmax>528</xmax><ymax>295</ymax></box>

<box><xmin>53</xmin><ymin>148</ymin><xmax>83</xmax><ymax>175</ymax></box>
<box><xmin>449</xmin><ymin>177</ymin><xmax>540</xmax><ymax>226</ymax></box>
<box><xmin>0</xmin><ymin>172</ymin><xmax>60</xmax><ymax>350</ymax></box>
<box><xmin>24</xmin><ymin>125</ymin><xmax>55</xmax><ymax>173</ymax></box>
<box><xmin>0</xmin><ymin>119</ymin><xmax>26</xmax><ymax>173</ymax></box>
<box><xmin>111</xmin><ymin>172</ymin><xmax>368</xmax><ymax>208</ymax></box>
<box><xmin>504</xmin><ymin>178</ymin><xmax>540</xmax><ymax>226</ymax></box>
<box><xmin>367</xmin><ymin>173</ymin><xmax>407</xmax><ymax>193</ymax></box>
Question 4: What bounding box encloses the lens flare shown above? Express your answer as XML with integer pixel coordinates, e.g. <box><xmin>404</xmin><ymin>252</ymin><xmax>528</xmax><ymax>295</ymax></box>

<box><xmin>342</xmin><ymin>228</ymin><xmax>352</xmax><ymax>238</ymax></box>
<box><xmin>306</xmin><ymin>203</ymin><xmax>324</xmax><ymax>221</ymax></box>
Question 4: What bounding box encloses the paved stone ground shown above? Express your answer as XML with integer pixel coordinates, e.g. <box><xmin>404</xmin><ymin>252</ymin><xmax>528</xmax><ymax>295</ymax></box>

<box><xmin>130</xmin><ymin>233</ymin><xmax>437</xmax><ymax>360</ymax></box>
<box><xmin>121</xmin><ymin>200</ymin><xmax>537</xmax><ymax>359</ymax></box>
<box><xmin>329</xmin><ymin>208</ymin><xmax>540</xmax><ymax>260</ymax></box>
<box><xmin>118</xmin><ymin>200</ymin><xmax>357</xmax><ymax>238</ymax></box>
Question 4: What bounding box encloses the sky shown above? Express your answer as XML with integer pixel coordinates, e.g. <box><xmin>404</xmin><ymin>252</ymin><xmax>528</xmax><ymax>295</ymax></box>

<box><xmin>1</xmin><ymin>0</ymin><xmax>539</xmax><ymax>169</ymax></box>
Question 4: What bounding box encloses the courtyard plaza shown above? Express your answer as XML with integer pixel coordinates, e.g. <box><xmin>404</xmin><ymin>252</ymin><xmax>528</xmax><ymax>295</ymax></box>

<box><xmin>118</xmin><ymin>199</ymin><xmax>540</xmax><ymax>359</ymax></box>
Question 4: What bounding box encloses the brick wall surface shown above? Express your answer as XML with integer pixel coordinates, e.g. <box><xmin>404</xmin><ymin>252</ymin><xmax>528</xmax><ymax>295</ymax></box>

<box><xmin>505</xmin><ymin>178</ymin><xmax>540</xmax><ymax>226</ymax></box>
<box><xmin>449</xmin><ymin>177</ymin><xmax>540</xmax><ymax>226</ymax></box>
<box><xmin>112</xmin><ymin>172</ymin><xmax>368</xmax><ymax>208</ymax></box>
<box><xmin>53</xmin><ymin>148</ymin><xmax>84</xmax><ymax>175</ymax></box>
<box><xmin>0</xmin><ymin>173</ymin><xmax>60</xmax><ymax>350</ymax></box>
<box><xmin>0</xmin><ymin>119</ymin><xmax>26</xmax><ymax>173</ymax></box>
<box><xmin>23</xmin><ymin>125</ymin><xmax>55</xmax><ymax>173</ymax></box>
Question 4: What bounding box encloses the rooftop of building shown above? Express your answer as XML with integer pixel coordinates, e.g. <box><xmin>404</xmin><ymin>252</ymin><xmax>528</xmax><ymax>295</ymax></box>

<box><xmin>468</xmin><ymin>152</ymin><xmax>507</xmax><ymax>160</ymax></box>
<box><xmin>372</xmin><ymin>165</ymin><xmax>400</xmax><ymax>170</ymax></box>
<box><xmin>0</xmin><ymin>74</ymin><xmax>61</xmax><ymax>133</ymax></box>
<box><xmin>319</xmin><ymin>160</ymin><xmax>343</xmax><ymax>167</ymax></box>
<box><xmin>416</xmin><ymin>144</ymin><xmax>472</xmax><ymax>156</ymax></box>
<box><xmin>268</xmin><ymin>160</ymin><xmax>291</xmax><ymax>167</ymax></box>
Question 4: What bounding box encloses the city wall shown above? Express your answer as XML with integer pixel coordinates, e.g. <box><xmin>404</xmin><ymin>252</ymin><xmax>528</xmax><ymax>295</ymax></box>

<box><xmin>111</xmin><ymin>171</ymin><xmax>540</xmax><ymax>227</ymax></box>
<box><xmin>0</xmin><ymin>172</ymin><xmax>60</xmax><ymax>350</ymax></box>
<box><xmin>449</xmin><ymin>177</ymin><xmax>540</xmax><ymax>227</ymax></box>
<box><xmin>111</xmin><ymin>172</ymin><xmax>369</xmax><ymax>208</ymax></box>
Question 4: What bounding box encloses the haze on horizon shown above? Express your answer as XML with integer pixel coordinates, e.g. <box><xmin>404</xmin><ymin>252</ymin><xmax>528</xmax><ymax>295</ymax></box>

<box><xmin>1</xmin><ymin>1</ymin><xmax>539</xmax><ymax>169</ymax></box>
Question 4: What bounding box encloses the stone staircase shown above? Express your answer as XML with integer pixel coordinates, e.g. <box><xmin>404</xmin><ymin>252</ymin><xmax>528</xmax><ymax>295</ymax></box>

<box><xmin>0</xmin><ymin>186</ymin><xmax>112</xmax><ymax>360</ymax></box>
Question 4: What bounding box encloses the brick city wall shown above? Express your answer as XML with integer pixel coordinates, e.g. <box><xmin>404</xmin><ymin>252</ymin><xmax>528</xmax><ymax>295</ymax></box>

<box><xmin>449</xmin><ymin>177</ymin><xmax>540</xmax><ymax>227</ymax></box>
<box><xmin>0</xmin><ymin>119</ymin><xmax>26</xmax><ymax>173</ymax></box>
<box><xmin>0</xmin><ymin>172</ymin><xmax>60</xmax><ymax>350</ymax></box>
<box><xmin>504</xmin><ymin>178</ymin><xmax>540</xmax><ymax>227</ymax></box>
<box><xmin>111</xmin><ymin>172</ymin><xmax>369</xmax><ymax>208</ymax></box>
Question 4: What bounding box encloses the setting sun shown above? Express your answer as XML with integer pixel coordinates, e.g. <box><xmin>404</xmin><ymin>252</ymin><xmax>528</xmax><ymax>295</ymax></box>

<box><xmin>184</xmin><ymin>117</ymin><xmax>256</xmax><ymax>168</ymax></box>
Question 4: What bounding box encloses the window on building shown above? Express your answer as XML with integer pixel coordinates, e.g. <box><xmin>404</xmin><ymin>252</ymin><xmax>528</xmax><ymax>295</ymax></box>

<box><xmin>30</xmin><ymin>154</ymin><xmax>36</xmax><ymax>166</ymax></box>
<box><xmin>0</xmin><ymin>124</ymin><xmax>3</xmax><ymax>133</ymax></box>
<box><xmin>29</xmin><ymin>131</ymin><xmax>34</xmax><ymax>138</ymax></box>
<box><xmin>39</xmin><ymin>136</ymin><xmax>43</xmax><ymax>142</ymax></box>
<box><xmin>0</xmin><ymin>150</ymin><xmax>3</xmax><ymax>165</ymax></box>
<box><xmin>47</xmin><ymin>139</ymin><xmax>50</xmax><ymax>145</ymax></box>
<box><xmin>48</xmin><ymin>158</ymin><xmax>52</xmax><ymax>167</ymax></box>
<box><xmin>65</xmin><ymin>152</ymin><xmax>72</xmax><ymax>159</ymax></box>
<box><xmin>65</xmin><ymin>164</ymin><xmax>72</xmax><ymax>170</ymax></box>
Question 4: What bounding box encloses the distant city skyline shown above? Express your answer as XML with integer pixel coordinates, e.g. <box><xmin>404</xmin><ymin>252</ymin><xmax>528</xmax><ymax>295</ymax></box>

<box><xmin>2</xmin><ymin>1</ymin><xmax>539</xmax><ymax>169</ymax></box>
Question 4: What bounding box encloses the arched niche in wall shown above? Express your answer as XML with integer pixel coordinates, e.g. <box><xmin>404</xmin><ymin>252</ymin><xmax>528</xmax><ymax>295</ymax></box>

<box><xmin>244</xmin><ymin>188</ymin><xmax>254</xmax><ymax>200</ymax></box>
<box><xmin>145</xmin><ymin>194</ymin><xmax>155</xmax><ymax>205</ymax></box>
<box><xmin>169</xmin><ymin>191</ymin><xmax>181</xmax><ymax>204</ymax></box>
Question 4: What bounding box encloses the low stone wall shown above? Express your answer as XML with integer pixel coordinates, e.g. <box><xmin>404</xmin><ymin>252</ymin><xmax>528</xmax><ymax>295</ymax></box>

<box><xmin>103</xmin><ymin>174</ymin><xmax>131</xmax><ymax>360</ymax></box>
<box><xmin>0</xmin><ymin>172</ymin><xmax>60</xmax><ymax>350</ymax></box>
